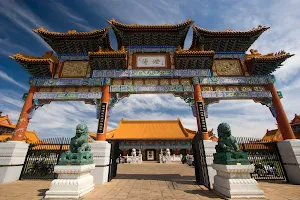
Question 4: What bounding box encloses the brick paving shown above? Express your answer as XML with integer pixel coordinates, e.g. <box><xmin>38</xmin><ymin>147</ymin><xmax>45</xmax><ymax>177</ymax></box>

<box><xmin>0</xmin><ymin>163</ymin><xmax>299</xmax><ymax>200</ymax></box>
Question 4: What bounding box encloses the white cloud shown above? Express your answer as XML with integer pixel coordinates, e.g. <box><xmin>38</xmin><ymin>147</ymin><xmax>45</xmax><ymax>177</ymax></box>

<box><xmin>51</xmin><ymin>1</ymin><xmax>96</xmax><ymax>31</ymax></box>
<box><xmin>0</xmin><ymin>0</ymin><xmax>52</xmax><ymax>50</ymax></box>
<box><xmin>0</xmin><ymin>70</ymin><xmax>28</xmax><ymax>90</ymax></box>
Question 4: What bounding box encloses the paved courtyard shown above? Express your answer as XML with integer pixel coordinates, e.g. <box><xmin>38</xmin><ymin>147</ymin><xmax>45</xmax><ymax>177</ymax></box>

<box><xmin>0</xmin><ymin>163</ymin><xmax>299</xmax><ymax>200</ymax></box>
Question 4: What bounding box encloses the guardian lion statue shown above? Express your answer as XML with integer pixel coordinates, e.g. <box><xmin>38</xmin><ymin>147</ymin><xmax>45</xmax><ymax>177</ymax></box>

<box><xmin>213</xmin><ymin>123</ymin><xmax>249</xmax><ymax>165</ymax></box>
<box><xmin>58</xmin><ymin>123</ymin><xmax>93</xmax><ymax>165</ymax></box>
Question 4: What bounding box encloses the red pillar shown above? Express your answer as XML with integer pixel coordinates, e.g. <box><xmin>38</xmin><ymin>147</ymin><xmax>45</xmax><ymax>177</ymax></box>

<box><xmin>96</xmin><ymin>85</ymin><xmax>110</xmax><ymax>141</ymax></box>
<box><xmin>193</xmin><ymin>84</ymin><xmax>209</xmax><ymax>140</ymax></box>
<box><xmin>267</xmin><ymin>84</ymin><xmax>295</xmax><ymax>140</ymax></box>
<box><xmin>12</xmin><ymin>86</ymin><xmax>38</xmax><ymax>141</ymax></box>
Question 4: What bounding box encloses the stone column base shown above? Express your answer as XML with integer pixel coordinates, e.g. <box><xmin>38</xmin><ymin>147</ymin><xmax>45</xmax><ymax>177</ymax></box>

<box><xmin>0</xmin><ymin>141</ymin><xmax>29</xmax><ymax>183</ymax></box>
<box><xmin>90</xmin><ymin>141</ymin><xmax>111</xmax><ymax>184</ymax></box>
<box><xmin>212</xmin><ymin>164</ymin><xmax>264</xmax><ymax>199</ymax></box>
<box><xmin>277</xmin><ymin>139</ymin><xmax>300</xmax><ymax>184</ymax></box>
<box><xmin>45</xmin><ymin>164</ymin><xmax>95</xmax><ymax>199</ymax></box>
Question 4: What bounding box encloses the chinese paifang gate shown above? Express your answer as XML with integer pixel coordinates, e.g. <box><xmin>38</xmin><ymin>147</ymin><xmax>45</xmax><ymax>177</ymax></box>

<box><xmin>9</xmin><ymin>18</ymin><xmax>296</xmax><ymax>148</ymax></box>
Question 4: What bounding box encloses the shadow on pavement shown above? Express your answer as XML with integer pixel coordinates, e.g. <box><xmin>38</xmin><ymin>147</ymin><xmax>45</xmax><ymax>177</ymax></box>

<box><xmin>115</xmin><ymin>173</ymin><xmax>188</xmax><ymax>181</ymax></box>
<box><xmin>184</xmin><ymin>189</ymin><xmax>223</xmax><ymax>199</ymax></box>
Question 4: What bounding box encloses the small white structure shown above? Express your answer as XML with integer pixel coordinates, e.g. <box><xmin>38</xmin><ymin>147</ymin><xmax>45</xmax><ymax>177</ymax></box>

<box><xmin>90</xmin><ymin>141</ymin><xmax>111</xmax><ymax>184</ymax></box>
<box><xmin>45</xmin><ymin>164</ymin><xmax>95</xmax><ymax>199</ymax></box>
<box><xmin>165</xmin><ymin>148</ymin><xmax>171</xmax><ymax>163</ymax></box>
<box><xmin>124</xmin><ymin>148</ymin><xmax>142</xmax><ymax>163</ymax></box>
<box><xmin>277</xmin><ymin>139</ymin><xmax>300</xmax><ymax>184</ymax></box>
<box><xmin>0</xmin><ymin>141</ymin><xmax>29</xmax><ymax>183</ymax></box>
<box><xmin>138</xmin><ymin>149</ymin><xmax>143</xmax><ymax>163</ymax></box>
<box><xmin>212</xmin><ymin>164</ymin><xmax>264</xmax><ymax>199</ymax></box>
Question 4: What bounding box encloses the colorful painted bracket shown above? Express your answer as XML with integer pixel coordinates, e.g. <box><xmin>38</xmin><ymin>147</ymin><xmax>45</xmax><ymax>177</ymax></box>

<box><xmin>110</xmin><ymin>85</ymin><xmax>194</xmax><ymax>93</ymax></box>
<box><xmin>193</xmin><ymin>75</ymin><xmax>275</xmax><ymax>85</ymax></box>
<box><xmin>33</xmin><ymin>92</ymin><xmax>102</xmax><ymax>100</ymax></box>
<box><xmin>29</xmin><ymin>77</ymin><xmax>111</xmax><ymax>87</ymax></box>
<box><xmin>92</xmin><ymin>69</ymin><xmax>211</xmax><ymax>78</ymax></box>
<box><xmin>201</xmin><ymin>91</ymin><xmax>272</xmax><ymax>98</ymax></box>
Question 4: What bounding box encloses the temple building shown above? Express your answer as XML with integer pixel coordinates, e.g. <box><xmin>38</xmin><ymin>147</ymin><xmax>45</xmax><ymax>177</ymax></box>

<box><xmin>262</xmin><ymin>114</ymin><xmax>300</xmax><ymax>141</ymax></box>
<box><xmin>0</xmin><ymin>112</ymin><xmax>40</xmax><ymax>143</ymax></box>
<box><xmin>90</xmin><ymin>118</ymin><xmax>216</xmax><ymax>161</ymax></box>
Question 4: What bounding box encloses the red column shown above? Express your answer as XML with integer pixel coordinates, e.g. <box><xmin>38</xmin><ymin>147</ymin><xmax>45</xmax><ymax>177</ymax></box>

<box><xmin>96</xmin><ymin>85</ymin><xmax>110</xmax><ymax>141</ymax></box>
<box><xmin>193</xmin><ymin>84</ymin><xmax>209</xmax><ymax>140</ymax></box>
<box><xmin>267</xmin><ymin>84</ymin><xmax>295</xmax><ymax>140</ymax></box>
<box><xmin>12</xmin><ymin>86</ymin><xmax>38</xmax><ymax>141</ymax></box>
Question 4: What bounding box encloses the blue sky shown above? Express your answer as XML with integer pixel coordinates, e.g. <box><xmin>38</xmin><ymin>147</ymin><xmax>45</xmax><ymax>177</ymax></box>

<box><xmin>0</xmin><ymin>0</ymin><xmax>299</xmax><ymax>139</ymax></box>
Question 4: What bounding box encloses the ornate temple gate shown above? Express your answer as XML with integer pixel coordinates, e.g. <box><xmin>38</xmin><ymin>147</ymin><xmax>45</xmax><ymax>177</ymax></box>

<box><xmin>9</xmin><ymin>19</ymin><xmax>296</xmax><ymax>187</ymax></box>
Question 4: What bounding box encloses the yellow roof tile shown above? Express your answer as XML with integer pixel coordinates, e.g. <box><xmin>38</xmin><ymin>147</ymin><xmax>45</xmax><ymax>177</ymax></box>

<box><xmin>0</xmin><ymin>114</ymin><xmax>40</xmax><ymax>143</ymax></box>
<box><xmin>106</xmin><ymin>118</ymin><xmax>195</xmax><ymax>140</ymax></box>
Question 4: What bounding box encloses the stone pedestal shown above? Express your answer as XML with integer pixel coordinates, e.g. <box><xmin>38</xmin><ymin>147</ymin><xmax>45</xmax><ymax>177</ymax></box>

<box><xmin>203</xmin><ymin>140</ymin><xmax>217</xmax><ymax>188</ymax></box>
<box><xmin>277</xmin><ymin>139</ymin><xmax>300</xmax><ymax>184</ymax></box>
<box><xmin>90</xmin><ymin>141</ymin><xmax>111</xmax><ymax>184</ymax></box>
<box><xmin>45</xmin><ymin>164</ymin><xmax>95</xmax><ymax>199</ymax></box>
<box><xmin>212</xmin><ymin>164</ymin><xmax>264</xmax><ymax>199</ymax></box>
<box><xmin>0</xmin><ymin>141</ymin><xmax>29</xmax><ymax>183</ymax></box>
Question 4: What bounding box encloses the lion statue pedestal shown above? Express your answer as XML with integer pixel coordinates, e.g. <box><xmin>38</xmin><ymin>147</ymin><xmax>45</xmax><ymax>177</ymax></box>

<box><xmin>212</xmin><ymin>123</ymin><xmax>264</xmax><ymax>199</ymax></box>
<box><xmin>45</xmin><ymin>124</ymin><xmax>95</xmax><ymax>199</ymax></box>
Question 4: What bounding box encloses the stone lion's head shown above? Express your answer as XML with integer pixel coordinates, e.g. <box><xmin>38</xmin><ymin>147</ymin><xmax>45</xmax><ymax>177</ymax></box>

<box><xmin>217</xmin><ymin>123</ymin><xmax>231</xmax><ymax>138</ymax></box>
<box><xmin>75</xmin><ymin>123</ymin><xmax>89</xmax><ymax>137</ymax></box>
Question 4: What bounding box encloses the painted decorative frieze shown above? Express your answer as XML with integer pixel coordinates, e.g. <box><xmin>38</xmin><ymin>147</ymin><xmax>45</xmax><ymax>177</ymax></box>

<box><xmin>202</xmin><ymin>86</ymin><xmax>213</xmax><ymax>91</ymax></box>
<box><xmin>77</xmin><ymin>87</ymin><xmax>90</xmax><ymax>92</ymax></box>
<box><xmin>159</xmin><ymin>79</ymin><xmax>169</xmax><ymax>85</ymax></box>
<box><xmin>214</xmin><ymin>52</ymin><xmax>246</xmax><ymax>60</ymax></box>
<box><xmin>170</xmin><ymin>79</ymin><xmax>180</xmax><ymax>85</ymax></box>
<box><xmin>58</xmin><ymin>53</ymin><xmax>89</xmax><ymax>61</ymax></box>
<box><xmin>123</xmin><ymin>79</ymin><xmax>133</xmax><ymax>85</ymax></box>
<box><xmin>125</xmin><ymin>46</ymin><xmax>177</xmax><ymax>54</ymax></box>
<box><xmin>134</xmin><ymin>79</ymin><xmax>144</xmax><ymax>85</ymax></box>
<box><xmin>33</xmin><ymin>92</ymin><xmax>102</xmax><ymax>100</ymax></box>
<box><xmin>240</xmin><ymin>86</ymin><xmax>253</xmax><ymax>91</ymax></box>
<box><xmin>253</xmin><ymin>86</ymin><xmax>266</xmax><ymax>91</ymax></box>
<box><xmin>29</xmin><ymin>78</ymin><xmax>111</xmax><ymax>87</ymax></box>
<box><xmin>92</xmin><ymin>69</ymin><xmax>211</xmax><ymax>78</ymax></box>
<box><xmin>215</xmin><ymin>86</ymin><xmax>226</xmax><ymax>91</ymax></box>
<box><xmin>39</xmin><ymin>87</ymin><xmax>52</xmax><ymax>92</ymax></box>
<box><xmin>118</xmin><ymin>139</ymin><xmax>192</xmax><ymax>149</ymax></box>
<box><xmin>112</xmin><ymin>79</ymin><xmax>122</xmax><ymax>85</ymax></box>
<box><xmin>195</xmin><ymin>75</ymin><xmax>275</xmax><ymax>85</ymax></box>
<box><xmin>145</xmin><ymin>79</ymin><xmax>159</xmax><ymax>85</ymax></box>
<box><xmin>180</xmin><ymin>79</ymin><xmax>191</xmax><ymax>85</ymax></box>
<box><xmin>52</xmin><ymin>87</ymin><xmax>65</xmax><ymax>92</ymax></box>
<box><xmin>90</xmin><ymin>87</ymin><xmax>101</xmax><ymax>92</ymax></box>
<box><xmin>201</xmin><ymin>91</ymin><xmax>272</xmax><ymax>98</ymax></box>
<box><xmin>227</xmin><ymin>86</ymin><xmax>240</xmax><ymax>91</ymax></box>
<box><xmin>64</xmin><ymin>87</ymin><xmax>76</xmax><ymax>92</ymax></box>
<box><xmin>214</xmin><ymin>60</ymin><xmax>244</xmax><ymax>76</ymax></box>
<box><xmin>110</xmin><ymin>85</ymin><xmax>193</xmax><ymax>93</ymax></box>
<box><xmin>60</xmin><ymin>61</ymin><xmax>89</xmax><ymax>78</ymax></box>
